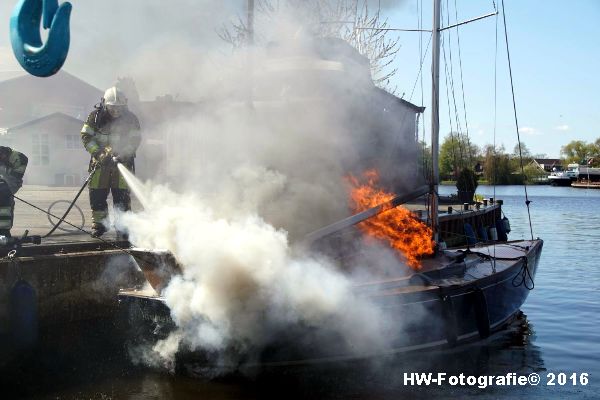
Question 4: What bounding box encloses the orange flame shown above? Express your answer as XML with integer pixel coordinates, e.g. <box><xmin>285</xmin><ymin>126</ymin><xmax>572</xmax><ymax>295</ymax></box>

<box><xmin>347</xmin><ymin>169</ymin><xmax>435</xmax><ymax>270</ymax></box>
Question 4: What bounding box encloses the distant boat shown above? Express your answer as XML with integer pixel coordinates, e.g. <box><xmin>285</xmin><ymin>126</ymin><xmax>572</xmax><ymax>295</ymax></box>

<box><xmin>548</xmin><ymin>163</ymin><xmax>600</xmax><ymax>188</ymax></box>
<box><xmin>571</xmin><ymin>165</ymin><xmax>600</xmax><ymax>188</ymax></box>
<box><xmin>548</xmin><ymin>163</ymin><xmax>578</xmax><ymax>186</ymax></box>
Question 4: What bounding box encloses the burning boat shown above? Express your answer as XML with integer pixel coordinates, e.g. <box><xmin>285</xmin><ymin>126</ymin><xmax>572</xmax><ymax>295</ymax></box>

<box><xmin>119</xmin><ymin>171</ymin><xmax>541</xmax><ymax>365</ymax></box>
<box><xmin>117</xmin><ymin>10</ymin><xmax>542</xmax><ymax>367</ymax></box>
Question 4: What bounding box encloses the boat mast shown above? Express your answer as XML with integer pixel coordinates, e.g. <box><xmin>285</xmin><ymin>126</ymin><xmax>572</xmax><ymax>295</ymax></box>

<box><xmin>431</xmin><ymin>0</ymin><xmax>441</xmax><ymax>244</ymax></box>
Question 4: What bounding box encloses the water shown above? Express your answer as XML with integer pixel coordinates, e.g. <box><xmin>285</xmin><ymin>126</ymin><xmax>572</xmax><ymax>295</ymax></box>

<box><xmin>3</xmin><ymin>185</ymin><xmax>599</xmax><ymax>399</ymax></box>
<box><xmin>451</xmin><ymin>185</ymin><xmax>600</xmax><ymax>375</ymax></box>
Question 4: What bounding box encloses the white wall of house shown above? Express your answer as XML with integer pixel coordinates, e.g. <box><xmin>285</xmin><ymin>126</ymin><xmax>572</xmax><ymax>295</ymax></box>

<box><xmin>3</xmin><ymin>114</ymin><xmax>90</xmax><ymax>186</ymax></box>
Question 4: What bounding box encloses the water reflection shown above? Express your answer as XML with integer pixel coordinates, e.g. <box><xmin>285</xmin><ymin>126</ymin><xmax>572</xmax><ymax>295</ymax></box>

<box><xmin>245</xmin><ymin>312</ymin><xmax>547</xmax><ymax>399</ymax></box>
<box><xmin>2</xmin><ymin>313</ymin><xmax>550</xmax><ymax>399</ymax></box>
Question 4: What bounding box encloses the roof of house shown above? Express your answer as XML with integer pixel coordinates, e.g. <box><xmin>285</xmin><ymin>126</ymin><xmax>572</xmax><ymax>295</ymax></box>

<box><xmin>374</xmin><ymin>87</ymin><xmax>425</xmax><ymax>113</ymax></box>
<box><xmin>8</xmin><ymin>112</ymin><xmax>83</xmax><ymax>132</ymax></box>
<box><xmin>0</xmin><ymin>70</ymin><xmax>26</xmax><ymax>82</ymax></box>
<box><xmin>0</xmin><ymin>70</ymin><xmax>102</xmax><ymax>107</ymax></box>
<box><xmin>533</xmin><ymin>158</ymin><xmax>561</xmax><ymax>165</ymax></box>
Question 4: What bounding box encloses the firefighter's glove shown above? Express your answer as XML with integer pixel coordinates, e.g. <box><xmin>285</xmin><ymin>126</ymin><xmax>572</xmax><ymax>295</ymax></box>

<box><xmin>94</xmin><ymin>148</ymin><xmax>113</xmax><ymax>166</ymax></box>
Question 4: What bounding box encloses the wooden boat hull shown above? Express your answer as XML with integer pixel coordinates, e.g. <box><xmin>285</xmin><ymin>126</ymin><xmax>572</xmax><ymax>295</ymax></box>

<box><xmin>0</xmin><ymin>240</ymin><xmax>146</xmax><ymax>368</ymax></box>
<box><xmin>549</xmin><ymin>178</ymin><xmax>573</xmax><ymax>186</ymax></box>
<box><xmin>118</xmin><ymin>239</ymin><xmax>543</xmax><ymax>366</ymax></box>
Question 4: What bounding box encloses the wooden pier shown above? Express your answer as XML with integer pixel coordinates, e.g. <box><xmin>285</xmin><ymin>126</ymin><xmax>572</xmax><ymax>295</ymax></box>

<box><xmin>571</xmin><ymin>181</ymin><xmax>600</xmax><ymax>189</ymax></box>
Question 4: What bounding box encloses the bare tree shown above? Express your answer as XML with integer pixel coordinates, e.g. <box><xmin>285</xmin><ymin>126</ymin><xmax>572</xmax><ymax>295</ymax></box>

<box><xmin>343</xmin><ymin>2</ymin><xmax>399</xmax><ymax>89</ymax></box>
<box><xmin>218</xmin><ymin>0</ymin><xmax>400</xmax><ymax>91</ymax></box>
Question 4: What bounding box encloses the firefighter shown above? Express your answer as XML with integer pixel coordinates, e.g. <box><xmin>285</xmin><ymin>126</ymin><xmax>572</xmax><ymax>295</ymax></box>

<box><xmin>0</xmin><ymin>146</ymin><xmax>28</xmax><ymax>237</ymax></box>
<box><xmin>81</xmin><ymin>86</ymin><xmax>141</xmax><ymax>238</ymax></box>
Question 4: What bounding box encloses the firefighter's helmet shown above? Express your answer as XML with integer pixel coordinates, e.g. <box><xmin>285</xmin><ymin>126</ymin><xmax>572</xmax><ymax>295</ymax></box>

<box><xmin>103</xmin><ymin>86</ymin><xmax>127</xmax><ymax>107</ymax></box>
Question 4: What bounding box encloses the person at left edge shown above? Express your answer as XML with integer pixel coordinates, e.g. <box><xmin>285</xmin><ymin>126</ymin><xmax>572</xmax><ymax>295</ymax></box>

<box><xmin>0</xmin><ymin>146</ymin><xmax>28</xmax><ymax>238</ymax></box>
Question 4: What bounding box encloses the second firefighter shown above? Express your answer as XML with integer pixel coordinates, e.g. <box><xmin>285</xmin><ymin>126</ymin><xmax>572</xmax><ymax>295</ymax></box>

<box><xmin>81</xmin><ymin>86</ymin><xmax>141</xmax><ymax>238</ymax></box>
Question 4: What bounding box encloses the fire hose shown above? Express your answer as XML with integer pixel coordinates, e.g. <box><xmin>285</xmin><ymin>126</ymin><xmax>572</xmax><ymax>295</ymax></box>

<box><xmin>12</xmin><ymin>150</ymin><xmax>120</xmax><ymax>239</ymax></box>
<box><xmin>42</xmin><ymin>163</ymin><xmax>97</xmax><ymax>237</ymax></box>
<box><xmin>42</xmin><ymin>151</ymin><xmax>122</xmax><ymax>237</ymax></box>
<box><xmin>10</xmin><ymin>153</ymin><xmax>131</xmax><ymax>242</ymax></box>
<box><xmin>9</xmin><ymin>166</ymin><xmax>160</xmax><ymax>267</ymax></box>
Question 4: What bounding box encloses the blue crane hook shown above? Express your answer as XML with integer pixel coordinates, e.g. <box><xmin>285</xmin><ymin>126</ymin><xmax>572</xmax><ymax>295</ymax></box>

<box><xmin>9</xmin><ymin>0</ymin><xmax>72</xmax><ymax>77</ymax></box>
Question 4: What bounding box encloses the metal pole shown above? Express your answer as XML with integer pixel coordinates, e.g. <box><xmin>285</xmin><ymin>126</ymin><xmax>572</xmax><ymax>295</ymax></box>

<box><xmin>430</xmin><ymin>0</ymin><xmax>441</xmax><ymax>244</ymax></box>
<box><xmin>247</xmin><ymin>0</ymin><xmax>255</xmax><ymax>45</ymax></box>
<box><xmin>246</xmin><ymin>0</ymin><xmax>255</xmax><ymax>105</ymax></box>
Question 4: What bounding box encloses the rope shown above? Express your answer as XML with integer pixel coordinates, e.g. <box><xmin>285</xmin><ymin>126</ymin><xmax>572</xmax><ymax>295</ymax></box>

<box><xmin>501</xmin><ymin>0</ymin><xmax>534</xmax><ymax>240</ymax></box>
<box><xmin>512</xmin><ymin>256</ymin><xmax>534</xmax><ymax>290</ymax></box>
<box><xmin>455</xmin><ymin>248</ymin><xmax>534</xmax><ymax>290</ymax></box>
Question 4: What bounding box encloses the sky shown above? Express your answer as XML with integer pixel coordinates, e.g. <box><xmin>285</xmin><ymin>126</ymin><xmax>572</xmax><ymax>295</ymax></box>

<box><xmin>386</xmin><ymin>0</ymin><xmax>600</xmax><ymax>158</ymax></box>
<box><xmin>0</xmin><ymin>0</ymin><xmax>598</xmax><ymax>158</ymax></box>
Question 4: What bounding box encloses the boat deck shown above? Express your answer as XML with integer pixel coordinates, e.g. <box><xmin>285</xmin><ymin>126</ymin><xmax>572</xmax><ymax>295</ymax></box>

<box><xmin>437</xmin><ymin>240</ymin><xmax>536</xmax><ymax>281</ymax></box>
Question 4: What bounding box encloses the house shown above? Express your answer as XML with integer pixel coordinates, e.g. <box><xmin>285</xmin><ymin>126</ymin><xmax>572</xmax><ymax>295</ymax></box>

<box><xmin>3</xmin><ymin>113</ymin><xmax>89</xmax><ymax>186</ymax></box>
<box><xmin>149</xmin><ymin>38</ymin><xmax>425</xmax><ymax>194</ymax></box>
<box><xmin>0</xmin><ymin>70</ymin><xmax>103</xmax><ymax>130</ymax></box>
<box><xmin>531</xmin><ymin>158</ymin><xmax>562</xmax><ymax>172</ymax></box>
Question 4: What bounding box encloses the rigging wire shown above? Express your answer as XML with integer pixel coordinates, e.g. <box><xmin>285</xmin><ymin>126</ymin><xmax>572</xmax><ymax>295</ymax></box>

<box><xmin>408</xmin><ymin>33</ymin><xmax>433</xmax><ymax>101</ymax></box>
<box><xmin>452</xmin><ymin>0</ymin><xmax>476</xmax><ymax>175</ymax></box>
<box><xmin>380</xmin><ymin>26</ymin><xmax>433</xmax><ymax>185</ymax></box>
<box><xmin>444</xmin><ymin>0</ymin><xmax>476</xmax><ymax>188</ymax></box>
<box><xmin>440</xmin><ymin>1</ymin><xmax>474</xmax><ymax>182</ymax></box>
<box><xmin>444</xmin><ymin>0</ymin><xmax>466</xmax><ymax>147</ymax></box>
<box><xmin>440</xmin><ymin>28</ymin><xmax>462</xmax><ymax>175</ymax></box>
<box><xmin>418</xmin><ymin>0</ymin><xmax>426</xmax><ymax>153</ymax></box>
<box><xmin>501</xmin><ymin>0</ymin><xmax>534</xmax><ymax>240</ymax></box>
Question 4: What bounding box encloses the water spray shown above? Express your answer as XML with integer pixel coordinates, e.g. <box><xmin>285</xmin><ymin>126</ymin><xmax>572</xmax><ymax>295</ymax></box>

<box><xmin>116</xmin><ymin>163</ymin><xmax>150</xmax><ymax>209</ymax></box>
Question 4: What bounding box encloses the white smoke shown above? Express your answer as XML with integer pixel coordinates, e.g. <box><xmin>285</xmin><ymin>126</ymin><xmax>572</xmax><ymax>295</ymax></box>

<box><xmin>96</xmin><ymin>0</ymin><xmax>425</xmax><ymax>370</ymax></box>
<box><xmin>117</xmin><ymin>168</ymin><xmax>394</xmax><ymax>368</ymax></box>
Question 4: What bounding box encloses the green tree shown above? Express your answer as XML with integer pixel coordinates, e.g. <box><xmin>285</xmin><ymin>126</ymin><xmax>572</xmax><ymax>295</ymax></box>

<box><xmin>439</xmin><ymin>132</ymin><xmax>479</xmax><ymax>179</ymax></box>
<box><xmin>589</xmin><ymin>138</ymin><xmax>600</xmax><ymax>166</ymax></box>
<box><xmin>511</xmin><ymin>142</ymin><xmax>533</xmax><ymax>172</ymax></box>
<box><xmin>418</xmin><ymin>140</ymin><xmax>432</xmax><ymax>181</ymax></box>
<box><xmin>483</xmin><ymin>144</ymin><xmax>516</xmax><ymax>184</ymax></box>
<box><xmin>522</xmin><ymin>163</ymin><xmax>548</xmax><ymax>184</ymax></box>
<box><xmin>560</xmin><ymin>140</ymin><xmax>595</xmax><ymax>164</ymax></box>
<box><xmin>512</xmin><ymin>142</ymin><xmax>532</xmax><ymax>160</ymax></box>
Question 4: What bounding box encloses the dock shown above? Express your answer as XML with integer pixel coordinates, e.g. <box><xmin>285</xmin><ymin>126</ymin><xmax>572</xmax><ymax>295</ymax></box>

<box><xmin>11</xmin><ymin>184</ymin><xmax>143</xmax><ymax>243</ymax></box>
<box><xmin>571</xmin><ymin>182</ymin><xmax>600</xmax><ymax>189</ymax></box>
